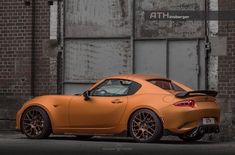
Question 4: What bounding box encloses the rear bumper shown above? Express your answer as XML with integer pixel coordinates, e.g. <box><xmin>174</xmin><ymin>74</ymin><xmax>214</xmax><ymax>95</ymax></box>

<box><xmin>198</xmin><ymin>124</ymin><xmax>220</xmax><ymax>134</ymax></box>
<box><xmin>164</xmin><ymin>124</ymin><xmax>219</xmax><ymax>136</ymax></box>
<box><xmin>161</xmin><ymin>102</ymin><xmax>220</xmax><ymax>134</ymax></box>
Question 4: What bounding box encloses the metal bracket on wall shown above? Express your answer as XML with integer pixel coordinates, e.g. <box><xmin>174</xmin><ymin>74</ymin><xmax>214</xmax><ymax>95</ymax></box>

<box><xmin>205</xmin><ymin>41</ymin><xmax>211</xmax><ymax>51</ymax></box>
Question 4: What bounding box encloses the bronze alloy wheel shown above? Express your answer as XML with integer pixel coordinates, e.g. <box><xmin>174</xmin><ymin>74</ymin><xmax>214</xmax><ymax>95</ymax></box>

<box><xmin>21</xmin><ymin>107</ymin><xmax>51</xmax><ymax>139</ymax></box>
<box><xmin>129</xmin><ymin>109</ymin><xmax>163</xmax><ymax>143</ymax></box>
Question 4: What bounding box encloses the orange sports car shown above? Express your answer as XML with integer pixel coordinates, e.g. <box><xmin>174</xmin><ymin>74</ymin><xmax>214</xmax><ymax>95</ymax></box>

<box><xmin>16</xmin><ymin>74</ymin><xmax>220</xmax><ymax>143</ymax></box>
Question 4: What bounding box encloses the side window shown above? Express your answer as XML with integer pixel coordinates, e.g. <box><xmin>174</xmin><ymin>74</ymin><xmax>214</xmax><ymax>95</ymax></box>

<box><xmin>127</xmin><ymin>81</ymin><xmax>142</xmax><ymax>95</ymax></box>
<box><xmin>148</xmin><ymin>80</ymin><xmax>173</xmax><ymax>90</ymax></box>
<box><xmin>90</xmin><ymin>79</ymin><xmax>141</xmax><ymax>96</ymax></box>
<box><xmin>147</xmin><ymin>79</ymin><xmax>184</xmax><ymax>91</ymax></box>
<box><xmin>171</xmin><ymin>82</ymin><xmax>184</xmax><ymax>91</ymax></box>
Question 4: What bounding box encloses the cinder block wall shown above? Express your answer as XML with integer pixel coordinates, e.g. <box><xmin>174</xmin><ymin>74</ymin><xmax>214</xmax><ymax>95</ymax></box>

<box><xmin>217</xmin><ymin>0</ymin><xmax>235</xmax><ymax>141</ymax></box>
<box><xmin>0</xmin><ymin>0</ymin><xmax>57</xmax><ymax>130</ymax></box>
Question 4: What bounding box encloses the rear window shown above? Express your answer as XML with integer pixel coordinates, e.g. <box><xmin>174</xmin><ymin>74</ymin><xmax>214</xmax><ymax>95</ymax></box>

<box><xmin>147</xmin><ymin>79</ymin><xmax>184</xmax><ymax>91</ymax></box>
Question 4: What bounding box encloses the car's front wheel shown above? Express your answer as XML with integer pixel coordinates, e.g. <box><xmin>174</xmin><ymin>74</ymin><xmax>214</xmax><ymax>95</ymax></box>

<box><xmin>129</xmin><ymin>109</ymin><xmax>163</xmax><ymax>143</ymax></box>
<box><xmin>21</xmin><ymin>106</ymin><xmax>51</xmax><ymax>139</ymax></box>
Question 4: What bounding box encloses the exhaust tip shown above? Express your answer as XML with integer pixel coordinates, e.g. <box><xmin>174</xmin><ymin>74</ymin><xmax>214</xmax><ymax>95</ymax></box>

<box><xmin>199</xmin><ymin>127</ymin><xmax>205</xmax><ymax>134</ymax></box>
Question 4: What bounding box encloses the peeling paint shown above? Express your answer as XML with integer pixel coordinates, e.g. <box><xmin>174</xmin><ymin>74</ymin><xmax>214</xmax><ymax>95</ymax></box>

<box><xmin>135</xmin><ymin>0</ymin><xmax>205</xmax><ymax>39</ymax></box>
<box><xmin>50</xmin><ymin>1</ymin><xmax>58</xmax><ymax>40</ymax></box>
<box><xmin>65</xmin><ymin>0</ymin><xmax>131</xmax><ymax>37</ymax></box>
<box><xmin>209</xmin><ymin>0</ymin><xmax>218</xmax><ymax>36</ymax></box>
<box><xmin>65</xmin><ymin>40</ymin><xmax>132</xmax><ymax>83</ymax></box>
<box><xmin>208</xmin><ymin>56</ymin><xmax>218</xmax><ymax>90</ymax></box>
<box><xmin>208</xmin><ymin>0</ymin><xmax>219</xmax><ymax>90</ymax></box>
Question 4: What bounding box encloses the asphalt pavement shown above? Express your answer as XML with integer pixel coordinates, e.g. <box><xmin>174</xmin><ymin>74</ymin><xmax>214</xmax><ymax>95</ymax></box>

<box><xmin>0</xmin><ymin>132</ymin><xmax>234</xmax><ymax>155</ymax></box>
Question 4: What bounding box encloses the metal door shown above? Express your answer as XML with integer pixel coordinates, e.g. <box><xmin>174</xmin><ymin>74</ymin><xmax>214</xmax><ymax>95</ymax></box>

<box><xmin>63</xmin><ymin>0</ymin><xmax>207</xmax><ymax>94</ymax></box>
<box><xmin>63</xmin><ymin>0</ymin><xmax>133</xmax><ymax>94</ymax></box>
<box><xmin>135</xmin><ymin>40</ymin><xmax>167</xmax><ymax>76</ymax></box>
<box><xmin>168</xmin><ymin>40</ymin><xmax>199</xmax><ymax>89</ymax></box>
<box><xmin>135</xmin><ymin>40</ymin><xmax>205</xmax><ymax>90</ymax></box>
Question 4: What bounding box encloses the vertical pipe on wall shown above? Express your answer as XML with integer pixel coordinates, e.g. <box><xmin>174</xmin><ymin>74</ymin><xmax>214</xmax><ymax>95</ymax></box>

<box><xmin>166</xmin><ymin>39</ymin><xmax>169</xmax><ymax>78</ymax></box>
<box><xmin>31</xmin><ymin>0</ymin><xmax>36</xmax><ymax>97</ymax></box>
<box><xmin>205</xmin><ymin>0</ymin><xmax>210</xmax><ymax>90</ymax></box>
<box><xmin>56</xmin><ymin>0</ymin><xmax>62</xmax><ymax>94</ymax></box>
<box><xmin>132</xmin><ymin>0</ymin><xmax>136</xmax><ymax>74</ymax></box>
<box><xmin>62</xmin><ymin>0</ymin><xmax>65</xmax><ymax>94</ymax></box>
<box><xmin>196</xmin><ymin>39</ymin><xmax>201</xmax><ymax>89</ymax></box>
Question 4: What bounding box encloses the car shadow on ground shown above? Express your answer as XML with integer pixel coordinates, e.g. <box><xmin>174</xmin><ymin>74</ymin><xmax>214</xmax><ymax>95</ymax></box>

<box><xmin>17</xmin><ymin>135</ymin><xmax>216</xmax><ymax>145</ymax></box>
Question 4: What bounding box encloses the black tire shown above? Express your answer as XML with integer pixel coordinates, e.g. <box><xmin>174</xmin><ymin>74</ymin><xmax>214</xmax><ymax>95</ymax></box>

<box><xmin>21</xmin><ymin>106</ymin><xmax>51</xmax><ymax>139</ymax></box>
<box><xmin>75</xmin><ymin>135</ymin><xmax>93</xmax><ymax>140</ymax></box>
<box><xmin>178</xmin><ymin>131</ymin><xmax>204</xmax><ymax>142</ymax></box>
<box><xmin>129</xmin><ymin>109</ymin><xmax>163</xmax><ymax>143</ymax></box>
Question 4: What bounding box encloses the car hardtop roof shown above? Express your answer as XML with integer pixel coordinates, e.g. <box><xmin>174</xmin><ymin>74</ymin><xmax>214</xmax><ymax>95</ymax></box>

<box><xmin>107</xmin><ymin>74</ymin><xmax>170</xmax><ymax>81</ymax></box>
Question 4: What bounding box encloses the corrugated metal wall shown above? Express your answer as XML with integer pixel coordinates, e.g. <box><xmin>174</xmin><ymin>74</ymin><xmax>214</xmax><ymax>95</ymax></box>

<box><xmin>63</xmin><ymin>0</ymin><xmax>206</xmax><ymax>94</ymax></box>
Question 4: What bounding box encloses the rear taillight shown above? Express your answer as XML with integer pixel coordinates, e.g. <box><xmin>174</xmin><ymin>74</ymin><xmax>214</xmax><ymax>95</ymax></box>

<box><xmin>173</xmin><ymin>99</ymin><xmax>196</xmax><ymax>108</ymax></box>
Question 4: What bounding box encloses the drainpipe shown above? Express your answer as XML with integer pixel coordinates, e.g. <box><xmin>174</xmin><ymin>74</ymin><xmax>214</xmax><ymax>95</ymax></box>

<box><xmin>205</xmin><ymin>0</ymin><xmax>211</xmax><ymax>90</ymax></box>
<box><xmin>31</xmin><ymin>0</ymin><xmax>36</xmax><ymax>97</ymax></box>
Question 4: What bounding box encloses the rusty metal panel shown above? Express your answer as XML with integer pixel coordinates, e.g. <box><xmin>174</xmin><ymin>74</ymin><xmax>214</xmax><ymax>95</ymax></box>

<box><xmin>64</xmin><ymin>39</ymin><xmax>132</xmax><ymax>83</ymax></box>
<box><xmin>65</xmin><ymin>0</ymin><xmax>132</xmax><ymax>38</ymax></box>
<box><xmin>135</xmin><ymin>40</ymin><xmax>167</xmax><ymax>76</ymax></box>
<box><xmin>135</xmin><ymin>0</ymin><xmax>205</xmax><ymax>39</ymax></box>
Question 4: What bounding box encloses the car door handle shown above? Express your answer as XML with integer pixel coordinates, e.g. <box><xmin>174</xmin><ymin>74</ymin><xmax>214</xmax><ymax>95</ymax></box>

<box><xmin>111</xmin><ymin>99</ymin><xmax>123</xmax><ymax>104</ymax></box>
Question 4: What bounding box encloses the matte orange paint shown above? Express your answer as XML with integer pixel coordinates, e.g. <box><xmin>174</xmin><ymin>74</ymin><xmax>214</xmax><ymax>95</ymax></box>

<box><xmin>16</xmin><ymin>74</ymin><xmax>220</xmax><ymax>135</ymax></box>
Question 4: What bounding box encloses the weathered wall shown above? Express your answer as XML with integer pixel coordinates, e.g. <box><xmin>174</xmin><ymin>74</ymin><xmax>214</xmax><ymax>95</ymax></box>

<box><xmin>0</xmin><ymin>0</ymin><xmax>57</xmax><ymax>130</ymax></box>
<box><xmin>0</xmin><ymin>0</ymin><xmax>32</xmax><ymax>130</ymax></box>
<box><xmin>217</xmin><ymin>0</ymin><xmax>235</xmax><ymax>141</ymax></box>
<box><xmin>135</xmin><ymin>0</ymin><xmax>205</xmax><ymax>39</ymax></box>
<box><xmin>0</xmin><ymin>0</ymin><xmax>234</xmax><ymax>142</ymax></box>
<box><xmin>33</xmin><ymin>0</ymin><xmax>57</xmax><ymax>96</ymax></box>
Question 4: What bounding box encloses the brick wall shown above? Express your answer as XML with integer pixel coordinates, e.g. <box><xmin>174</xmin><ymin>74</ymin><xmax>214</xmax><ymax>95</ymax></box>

<box><xmin>33</xmin><ymin>0</ymin><xmax>57</xmax><ymax>96</ymax></box>
<box><xmin>0</xmin><ymin>0</ymin><xmax>32</xmax><ymax>130</ymax></box>
<box><xmin>0</xmin><ymin>0</ymin><xmax>57</xmax><ymax>130</ymax></box>
<box><xmin>0</xmin><ymin>0</ymin><xmax>234</xmax><ymax>141</ymax></box>
<box><xmin>217</xmin><ymin>0</ymin><xmax>235</xmax><ymax>141</ymax></box>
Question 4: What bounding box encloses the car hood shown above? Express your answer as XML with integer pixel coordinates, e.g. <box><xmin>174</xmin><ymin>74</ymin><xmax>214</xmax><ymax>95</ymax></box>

<box><xmin>24</xmin><ymin>95</ymin><xmax>75</xmax><ymax>107</ymax></box>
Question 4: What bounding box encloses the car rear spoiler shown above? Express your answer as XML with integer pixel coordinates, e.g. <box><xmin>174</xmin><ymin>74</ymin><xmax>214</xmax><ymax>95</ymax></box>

<box><xmin>175</xmin><ymin>90</ymin><xmax>218</xmax><ymax>98</ymax></box>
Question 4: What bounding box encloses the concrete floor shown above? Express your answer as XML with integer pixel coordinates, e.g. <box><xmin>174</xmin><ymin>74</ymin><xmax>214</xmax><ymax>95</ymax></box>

<box><xmin>0</xmin><ymin>132</ymin><xmax>234</xmax><ymax>155</ymax></box>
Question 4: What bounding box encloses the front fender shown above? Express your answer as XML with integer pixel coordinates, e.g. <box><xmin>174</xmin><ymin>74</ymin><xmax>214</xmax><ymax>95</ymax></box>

<box><xmin>16</xmin><ymin>102</ymin><xmax>55</xmax><ymax>132</ymax></box>
<box><xmin>16</xmin><ymin>95</ymin><xmax>73</xmax><ymax>133</ymax></box>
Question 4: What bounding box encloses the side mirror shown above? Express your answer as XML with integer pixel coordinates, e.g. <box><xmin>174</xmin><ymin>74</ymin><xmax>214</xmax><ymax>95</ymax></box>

<box><xmin>83</xmin><ymin>91</ymin><xmax>91</xmax><ymax>101</ymax></box>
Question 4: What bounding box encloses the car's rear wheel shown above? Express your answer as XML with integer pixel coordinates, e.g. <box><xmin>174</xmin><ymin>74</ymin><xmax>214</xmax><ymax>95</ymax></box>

<box><xmin>21</xmin><ymin>106</ymin><xmax>51</xmax><ymax>139</ymax></box>
<box><xmin>129</xmin><ymin>109</ymin><xmax>163</xmax><ymax>143</ymax></box>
